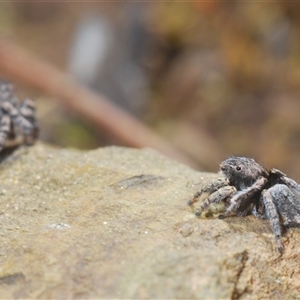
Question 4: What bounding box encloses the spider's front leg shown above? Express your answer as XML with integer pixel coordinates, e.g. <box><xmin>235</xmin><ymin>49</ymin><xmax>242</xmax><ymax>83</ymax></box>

<box><xmin>188</xmin><ymin>177</ymin><xmax>236</xmax><ymax>217</ymax></box>
<box><xmin>218</xmin><ymin>176</ymin><xmax>267</xmax><ymax>219</ymax></box>
<box><xmin>188</xmin><ymin>177</ymin><xmax>229</xmax><ymax>206</ymax></box>
<box><xmin>194</xmin><ymin>185</ymin><xmax>237</xmax><ymax>217</ymax></box>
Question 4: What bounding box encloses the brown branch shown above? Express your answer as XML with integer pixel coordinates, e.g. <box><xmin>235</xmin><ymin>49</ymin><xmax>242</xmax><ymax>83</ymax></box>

<box><xmin>0</xmin><ymin>38</ymin><xmax>199</xmax><ymax>167</ymax></box>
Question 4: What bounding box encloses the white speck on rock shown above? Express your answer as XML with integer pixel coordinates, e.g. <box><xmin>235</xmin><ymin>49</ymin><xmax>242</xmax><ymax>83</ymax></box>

<box><xmin>48</xmin><ymin>223</ymin><xmax>70</xmax><ymax>229</ymax></box>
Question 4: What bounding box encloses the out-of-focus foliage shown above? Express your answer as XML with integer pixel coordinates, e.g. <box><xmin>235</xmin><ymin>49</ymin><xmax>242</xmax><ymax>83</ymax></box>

<box><xmin>148</xmin><ymin>2</ymin><xmax>300</xmax><ymax>175</ymax></box>
<box><xmin>1</xmin><ymin>2</ymin><xmax>300</xmax><ymax>175</ymax></box>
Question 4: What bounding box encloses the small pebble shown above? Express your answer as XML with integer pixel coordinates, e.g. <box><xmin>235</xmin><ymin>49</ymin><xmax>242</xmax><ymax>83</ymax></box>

<box><xmin>179</xmin><ymin>223</ymin><xmax>194</xmax><ymax>237</ymax></box>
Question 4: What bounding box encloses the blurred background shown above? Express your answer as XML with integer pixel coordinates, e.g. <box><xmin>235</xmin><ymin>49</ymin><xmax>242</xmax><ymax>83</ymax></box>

<box><xmin>1</xmin><ymin>2</ymin><xmax>300</xmax><ymax>175</ymax></box>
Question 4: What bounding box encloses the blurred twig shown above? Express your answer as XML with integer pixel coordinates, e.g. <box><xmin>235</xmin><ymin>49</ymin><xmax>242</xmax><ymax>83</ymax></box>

<box><xmin>0</xmin><ymin>38</ymin><xmax>198</xmax><ymax>168</ymax></box>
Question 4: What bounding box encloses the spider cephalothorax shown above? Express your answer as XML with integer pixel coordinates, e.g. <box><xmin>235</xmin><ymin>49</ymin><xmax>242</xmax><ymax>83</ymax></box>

<box><xmin>188</xmin><ymin>156</ymin><xmax>300</xmax><ymax>253</ymax></box>
<box><xmin>0</xmin><ymin>80</ymin><xmax>38</xmax><ymax>151</ymax></box>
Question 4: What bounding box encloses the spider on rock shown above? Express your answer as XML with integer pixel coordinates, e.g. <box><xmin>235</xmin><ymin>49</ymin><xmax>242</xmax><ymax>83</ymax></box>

<box><xmin>188</xmin><ymin>156</ymin><xmax>300</xmax><ymax>253</ymax></box>
<box><xmin>0</xmin><ymin>80</ymin><xmax>38</xmax><ymax>151</ymax></box>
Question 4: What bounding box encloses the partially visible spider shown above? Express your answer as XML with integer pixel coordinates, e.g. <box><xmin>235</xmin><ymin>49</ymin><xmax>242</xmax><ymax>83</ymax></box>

<box><xmin>0</xmin><ymin>80</ymin><xmax>38</xmax><ymax>151</ymax></box>
<box><xmin>188</xmin><ymin>156</ymin><xmax>300</xmax><ymax>253</ymax></box>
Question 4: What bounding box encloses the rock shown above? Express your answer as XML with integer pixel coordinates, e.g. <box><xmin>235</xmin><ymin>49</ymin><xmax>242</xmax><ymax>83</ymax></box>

<box><xmin>0</xmin><ymin>143</ymin><xmax>299</xmax><ymax>299</ymax></box>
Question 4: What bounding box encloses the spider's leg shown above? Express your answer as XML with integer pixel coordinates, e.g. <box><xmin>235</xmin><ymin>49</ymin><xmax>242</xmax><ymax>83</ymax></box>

<box><xmin>219</xmin><ymin>176</ymin><xmax>267</xmax><ymax>219</ymax></box>
<box><xmin>188</xmin><ymin>177</ymin><xmax>228</xmax><ymax>206</ymax></box>
<box><xmin>0</xmin><ymin>114</ymin><xmax>11</xmax><ymax>152</ymax></box>
<box><xmin>194</xmin><ymin>185</ymin><xmax>236</xmax><ymax>217</ymax></box>
<box><xmin>262</xmin><ymin>188</ymin><xmax>284</xmax><ymax>253</ymax></box>
<box><xmin>20</xmin><ymin>99</ymin><xmax>38</xmax><ymax>144</ymax></box>
<box><xmin>272</xmin><ymin>168</ymin><xmax>300</xmax><ymax>195</ymax></box>
<box><xmin>269</xmin><ymin>184</ymin><xmax>300</xmax><ymax>228</ymax></box>
<box><xmin>251</xmin><ymin>195</ymin><xmax>266</xmax><ymax>219</ymax></box>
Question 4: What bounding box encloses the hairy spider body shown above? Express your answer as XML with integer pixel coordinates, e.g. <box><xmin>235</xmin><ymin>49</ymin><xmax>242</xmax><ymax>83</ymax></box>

<box><xmin>0</xmin><ymin>80</ymin><xmax>38</xmax><ymax>151</ymax></box>
<box><xmin>188</xmin><ymin>156</ymin><xmax>300</xmax><ymax>253</ymax></box>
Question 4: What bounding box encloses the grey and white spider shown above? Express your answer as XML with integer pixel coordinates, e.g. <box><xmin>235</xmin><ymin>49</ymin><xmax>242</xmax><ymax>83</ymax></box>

<box><xmin>188</xmin><ymin>156</ymin><xmax>300</xmax><ymax>253</ymax></box>
<box><xmin>0</xmin><ymin>80</ymin><xmax>38</xmax><ymax>151</ymax></box>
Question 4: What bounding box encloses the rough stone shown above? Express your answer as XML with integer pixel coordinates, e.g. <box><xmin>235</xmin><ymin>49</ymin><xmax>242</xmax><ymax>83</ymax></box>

<box><xmin>0</xmin><ymin>143</ymin><xmax>299</xmax><ymax>299</ymax></box>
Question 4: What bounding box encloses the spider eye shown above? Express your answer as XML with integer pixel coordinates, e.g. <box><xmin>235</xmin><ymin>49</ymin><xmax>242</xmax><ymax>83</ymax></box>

<box><xmin>236</xmin><ymin>166</ymin><xmax>241</xmax><ymax>171</ymax></box>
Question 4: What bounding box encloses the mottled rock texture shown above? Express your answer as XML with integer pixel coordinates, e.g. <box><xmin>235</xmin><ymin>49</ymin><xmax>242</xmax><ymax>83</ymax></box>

<box><xmin>0</xmin><ymin>143</ymin><xmax>299</xmax><ymax>299</ymax></box>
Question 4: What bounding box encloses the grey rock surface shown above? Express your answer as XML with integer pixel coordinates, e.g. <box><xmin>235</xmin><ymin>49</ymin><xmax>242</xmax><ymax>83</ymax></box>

<box><xmin>0</xmin><ymin>143</ymin><xmax>299</xmax><ymax>299</ymax></box>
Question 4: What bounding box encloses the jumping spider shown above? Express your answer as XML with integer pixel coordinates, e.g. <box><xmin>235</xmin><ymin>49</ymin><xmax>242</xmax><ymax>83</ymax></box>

<box><xmin>188</xmin><ymin>156</ymin><xmax>300</xmax><ymax>253</ymax></box>
<box><xmin>0</xmin><ymin>80</ymin><xmax>38</xmax><ymax>151</ymax></box>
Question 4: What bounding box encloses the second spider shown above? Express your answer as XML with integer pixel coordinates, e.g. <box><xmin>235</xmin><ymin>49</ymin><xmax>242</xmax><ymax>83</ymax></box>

<box><xmin>0</xmin><ymin>80</ymin><xmax>38</xmax><ymax>151</ymax></box>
